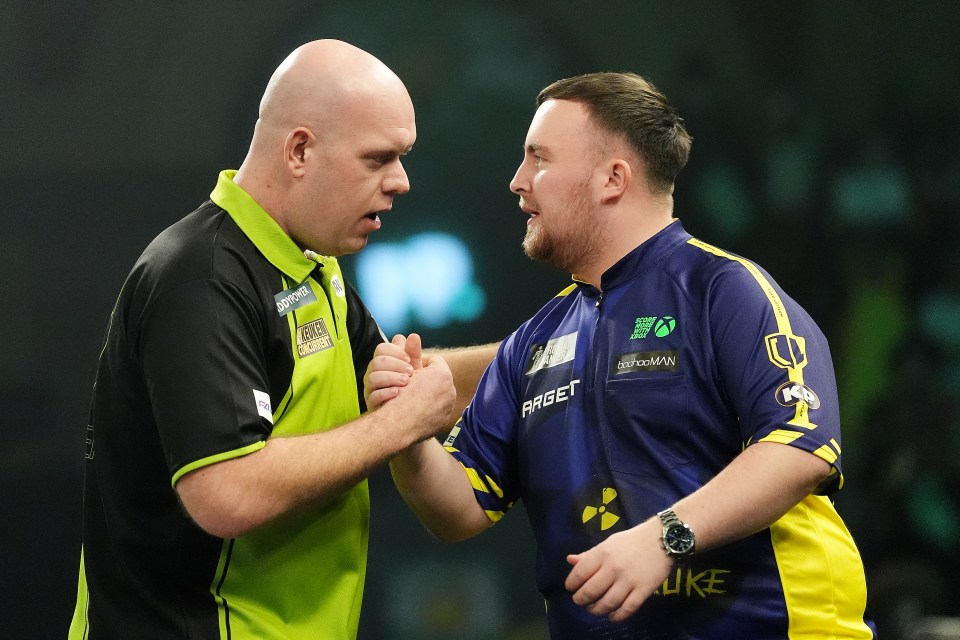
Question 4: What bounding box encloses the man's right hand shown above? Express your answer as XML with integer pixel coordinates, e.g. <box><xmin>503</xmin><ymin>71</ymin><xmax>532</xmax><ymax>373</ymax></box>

<box><xmin>364</xmin><ymin>335</ymin><xmax>415</xmax><ymax>410</ymax></box>
<box><xmin>364</xmin><ymin>333</ymin><xmax>457</xmax><ymax>441</ymax></box>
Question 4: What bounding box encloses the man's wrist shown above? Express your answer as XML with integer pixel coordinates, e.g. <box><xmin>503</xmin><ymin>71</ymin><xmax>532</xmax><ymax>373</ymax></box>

<box><xmin>657</xmin><ymin>508</ymin><xmax>696</xmax><ymax>562</ymax></box>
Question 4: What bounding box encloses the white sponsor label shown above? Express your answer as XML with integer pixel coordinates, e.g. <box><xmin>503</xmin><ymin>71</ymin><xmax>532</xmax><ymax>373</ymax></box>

<box><xmin>253</xmin><ymin>389</ymin><xmax>273</xmax><ymax>424</ymax></box>
<box><xmin>522</xmin><ymin>379</ymin><xmax>580</xmax><ymax>417</ymax></box>
<box><xmin>526</xmin><ymin>331</ymin><xmax>578</xmax><ymax>375</ymax></box>
<box><xmin>443</xmin><ymin>425</ymin><xmax>461</xmax><ymax>447</ymax></box>
<box><xmin>274</xmin><ymin>283</ymin><xmax>318</xmax><ymax>316</ymax></box>
<box><xmin>331</xmin><ymin>274</ymin><xmax>345</xmax><ymax>297</ymax></box>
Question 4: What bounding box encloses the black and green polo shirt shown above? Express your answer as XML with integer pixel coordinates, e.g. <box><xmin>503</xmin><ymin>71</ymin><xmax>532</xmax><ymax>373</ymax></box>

<box><xmin>70</xmin><ymin>171</ymin><xmax>384</xmax><ymax>639</ymax></box>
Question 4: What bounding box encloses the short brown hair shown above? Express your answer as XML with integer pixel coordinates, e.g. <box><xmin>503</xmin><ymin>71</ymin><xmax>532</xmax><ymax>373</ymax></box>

<box><xmin>537</xmin><ymin>72</ymin><xmax>692</xmax><ymax>194</ymax></box>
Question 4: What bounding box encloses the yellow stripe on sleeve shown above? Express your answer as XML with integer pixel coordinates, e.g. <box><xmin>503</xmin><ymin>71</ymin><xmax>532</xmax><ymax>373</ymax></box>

<box><xmin>687</xmin><ymin>238</ymin><xmax>817</xmax><ymax>430</ymax></box>
<box><xmin>758</xmin><ymin>429</ymin><xmax>804</xmax><ymax>445</ymax></box>
<box><xmin>458</xmin><ymin>466</ymin><xmax>505</xmax><ymax>499</ymax></box>
<box><xmin>461</xmin><ymin>464</ymin><xmax>491</xmax><ymax>494</ymax></box>
<box><xmin>455</xmin><ymin>464</ymin><xmax>507</xmax><ymax>522</ymax></box>
<box><xmin>484</xmin><ymin>509</ymin><xmax>506</xmax><ymax>523</ymax></box>
<box><xmin>485</xmin><ymin>474</ymin><xmax>505</xmax><ymax>499</ymax></box>
<box><xmin>812</xmin><ymin>444</ymin><xmax>839</xmax><ymax>465</ymax></box>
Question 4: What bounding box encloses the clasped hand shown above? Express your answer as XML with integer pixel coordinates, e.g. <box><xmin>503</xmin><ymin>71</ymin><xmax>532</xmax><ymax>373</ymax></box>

<box><xmin>363</xmin><ymin>333</ymin><xmax>456</xmax><ymax>438</ymax></box>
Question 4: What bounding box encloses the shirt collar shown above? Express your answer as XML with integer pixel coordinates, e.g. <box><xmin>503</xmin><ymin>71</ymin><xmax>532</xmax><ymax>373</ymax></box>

<box><xmin>578</xmin><ymin>219</ymin><xmax>691</xmax><ymax>292</ymax></box>
<box><xmin>210</xmin><ymin>170</ymin><xmax>318</xmax><ymax>283</ymax></box>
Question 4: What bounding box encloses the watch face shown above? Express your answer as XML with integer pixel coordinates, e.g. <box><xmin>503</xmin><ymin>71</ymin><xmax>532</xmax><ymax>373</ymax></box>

<box><xmin>664</xmin><ymin>525</ymin><xmax>695</xmax><ymax>554</ymax></box>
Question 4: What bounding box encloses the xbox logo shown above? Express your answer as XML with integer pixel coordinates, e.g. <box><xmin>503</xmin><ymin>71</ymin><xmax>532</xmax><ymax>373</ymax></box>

<box><xmin>654</xmin><ymin>316</ymin><xmax>676</xmax><ymax>337</ymax></box>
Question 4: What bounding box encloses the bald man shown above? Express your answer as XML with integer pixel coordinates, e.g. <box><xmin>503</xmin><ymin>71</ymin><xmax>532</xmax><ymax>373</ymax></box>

<box><xmin>68</xmin><ymin>40</ymin><xmax>496</xmax><ymax>640</ymax></box>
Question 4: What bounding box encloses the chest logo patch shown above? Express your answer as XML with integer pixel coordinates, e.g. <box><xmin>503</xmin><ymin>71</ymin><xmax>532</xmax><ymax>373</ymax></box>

<box><xmin>522</xmin><ymin>379</ymin><xmax>580</xmax><ymax>418</ymax></box>
<box><xmin>526</xmin><ymin>331</ymin><xmax>577</xmax><ymax>375</ymax></box>
<box><xmin>275</xmin><ymin>283</ymin><xmax>318</xmax><ymax>316</ymax></box>
<box><xmin>631</xmin><ymin>315</ymin><xmax>676</xmax><ymax>339</ymax></box>
<box><xmin>582</xmin><ymin>487</ymin><xmax>621</xmax><ymax>531</ymax></box>
<box><xmin>296</xmin><ymin>318</ymin><xmax>334</xmax><ymax>357</ymax></box>
<box><xmin>613</xmin><ymin>349</ymin><xmax>680</xmax><ymax>374</ymax></box>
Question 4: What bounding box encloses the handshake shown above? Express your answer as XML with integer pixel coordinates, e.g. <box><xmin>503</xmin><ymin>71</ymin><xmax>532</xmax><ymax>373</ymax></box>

<box><xmin>363</xmin><ymin>333</ymin><xmax>459</xmax><ymax>442</ymax></box>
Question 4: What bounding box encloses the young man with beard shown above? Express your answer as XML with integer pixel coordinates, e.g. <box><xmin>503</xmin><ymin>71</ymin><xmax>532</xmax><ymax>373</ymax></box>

<box><xmin>367</xmin><ymin>72</ymin><xmax>876</xmax><ymax>639</ymax></box>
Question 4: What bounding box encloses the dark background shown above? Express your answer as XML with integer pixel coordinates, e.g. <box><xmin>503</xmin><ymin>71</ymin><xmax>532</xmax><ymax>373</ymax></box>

<box><xmin>3</xmin><ymin>2</ymin><xmax>959</xmax><ymax>639</ymax></box>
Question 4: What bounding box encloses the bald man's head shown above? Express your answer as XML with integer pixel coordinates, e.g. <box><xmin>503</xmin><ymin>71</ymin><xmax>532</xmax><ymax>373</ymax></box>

<box><xmin>256</xmin><ymin>39</ymin><xmax>407</xmax><ymax>140</ymax></box>
<box><xmin>233</xmin><ymin>40</ymin><xmax>416</xmax><ymax>256</ymax></box>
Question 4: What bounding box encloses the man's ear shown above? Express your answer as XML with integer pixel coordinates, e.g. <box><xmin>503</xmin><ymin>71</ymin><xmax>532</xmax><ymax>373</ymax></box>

<box><xmin>284</xmin><ymin>127</ymin><xmax>313</xmax><ymax>177</ymax></box>
<box><xmin>599</xmin><ymin>158</ymin><xmax>631</xmax><ymax>204</ymax></box>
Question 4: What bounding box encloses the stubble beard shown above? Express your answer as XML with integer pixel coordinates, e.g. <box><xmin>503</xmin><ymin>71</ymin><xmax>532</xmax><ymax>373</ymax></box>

<box><xmin>522</xmin><ymin>185</ymin><xmax>602</xmax><ymax>275</ymax></box>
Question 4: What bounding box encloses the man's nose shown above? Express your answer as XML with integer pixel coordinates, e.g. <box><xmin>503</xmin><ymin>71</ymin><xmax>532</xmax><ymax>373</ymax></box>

<box><xmin>385</xmin><ymin>161</ymin><xmax>411</xmax><ymax>195</ymax></box>
<box><xmin>509</xmin><ymin>162</ymin><xmax>528</xmax><ymax>195</ymax></box>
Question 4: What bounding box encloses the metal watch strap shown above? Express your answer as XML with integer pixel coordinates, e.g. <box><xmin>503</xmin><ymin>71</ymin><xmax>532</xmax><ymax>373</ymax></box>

<box><xmin>658</xmin><ymin>507</ymin><xmax>695</xmax><ymax>561</ymax></box>
<box><xmin>658</xmin><ymin>508</ymin><xmax>682</xmax><ymax>529</ymax></box>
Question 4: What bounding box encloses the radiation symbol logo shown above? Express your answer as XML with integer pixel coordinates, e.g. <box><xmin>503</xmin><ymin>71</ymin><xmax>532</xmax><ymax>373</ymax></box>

<box><xmin>582</xmin><ymin>487</ymin><xmax>621</xmax><ymax>531</ymax></box>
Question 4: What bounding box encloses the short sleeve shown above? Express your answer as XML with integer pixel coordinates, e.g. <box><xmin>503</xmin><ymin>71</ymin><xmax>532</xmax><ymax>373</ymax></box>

<box><xmin>443</xmin><ymin>337</ymin><xmax>523</xmax><ymax>522</ymax></box>
<box><xmin>138</xmin><ymin>278</ymin><xmax>272</xmax><ymax>481</ymax></box>
<box><xmin>709</xmin><ymin>264</ymin><xmax>844</xmax><ymax>494</ymax></box>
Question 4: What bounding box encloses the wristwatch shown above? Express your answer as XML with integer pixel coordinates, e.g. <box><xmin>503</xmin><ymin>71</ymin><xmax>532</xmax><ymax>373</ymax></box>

<box><xmin>657</xmin><ymin>508</ymin><xmax>696</xmax><ymax>561</ymax></box>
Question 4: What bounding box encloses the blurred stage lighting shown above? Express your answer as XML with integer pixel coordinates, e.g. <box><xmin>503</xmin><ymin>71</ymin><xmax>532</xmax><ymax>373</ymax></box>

<box><xmin>355</xmin><ymin>232</ymin><xmax>486</xmax><ymax>335</ymax></box>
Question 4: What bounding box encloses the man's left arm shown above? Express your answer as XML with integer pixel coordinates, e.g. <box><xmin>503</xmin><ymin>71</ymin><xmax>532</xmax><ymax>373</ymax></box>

<box><xmin>567</xmin><ymin>262</ymin><xmax>842</xmax><ymax>622</ymax></box>
<box><xmin>564</xmin><ymin>442</ymin><xmax>830</xmax><ymax>622</ymax></box>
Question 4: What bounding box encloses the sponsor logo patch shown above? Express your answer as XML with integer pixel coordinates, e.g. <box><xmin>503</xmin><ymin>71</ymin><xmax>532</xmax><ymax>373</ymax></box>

<box><xmin>613</xmin><ymin>350</ymin><xmax>680</xmax><ymax>374</ymax></box>
<box><xmin>630</xmin><ymin>315</ymin><xmax>676</xmax><ymax>339</ymax></box>
<box><xmin>522</xmin><ymin>379</ymin><xmax>580</xmax><ymax>417</ymax></box>
<box><xmin>526</xmin><ymin>331</ymin><xmax>577</xmax><ymax>375</ymax></box>
<box><xmin>331</xmin><ymin>274</ymin><xmax>345</xmax><ymax>297</ymax></box>
<box><xmin>443</xmin><ymin>425</ymin><xmax>461</xmax><ymax>447</ymax></box>
<box><xmin>296</xmin><ymin>318</ymin><xmax>334</xmax><ymax>357</ymax></box>
<box><xmin>765</xmin><ymin>332</ymin><xmax>808</xmax><ymax>371</ymax></box>
<box><xmin>274</xmin><ymin>283</ymin><xmax>318</xmax><ymax>316</ymax></box>
<box><xmin>775</xmin><ymin>381</ymin><xmax>821</xmax><ymax>410</ymax></box>
<box><xmin>654</xmin><ymin>316</ymin><xmax>676</xmax><ymax>337</ymax></box>
<box><xmin>253</xmin><ymin>389</ymin><xmax>273</xmax><ymax>424</ymax></box>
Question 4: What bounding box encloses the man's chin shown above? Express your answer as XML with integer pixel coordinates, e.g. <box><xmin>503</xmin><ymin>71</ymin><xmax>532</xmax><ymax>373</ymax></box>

<box><xmin>523</xmin><ymin>236</ymin><xmax>579</xmax><ymax>273</ymax></box>
<box><xmin>522</xmin><ymin>238</ymin><xmax>550</xmax><ymax>264</ymax></box>
<box><xmin>343</xmin><ymin>235</ymin><xmax>370</xmax><ymax>255</ymax></box>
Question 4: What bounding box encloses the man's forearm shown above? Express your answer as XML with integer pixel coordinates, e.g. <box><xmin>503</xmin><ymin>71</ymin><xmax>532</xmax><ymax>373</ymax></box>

<box><xmin>426</xmin><ymin>342</ymin><xmax>500</xmax><ymax>423</ymax></box>
<box><xmin>390</xmin><ymin>438</ymin><xmax>492</xmax><ymax>542</ymax></box>
<box><xmin>670</xmin><ymin>441</ymin><xmax>832</xmax><ymax>551</ymax></box>
<box><xmin>177</xmin><ymin>359</ymin><xmax>457</xmax><ymax>538</ymax></box>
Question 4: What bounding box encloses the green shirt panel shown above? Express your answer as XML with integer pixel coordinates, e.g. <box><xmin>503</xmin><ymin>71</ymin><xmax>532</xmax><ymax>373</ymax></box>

<box><xmin>210</xmin><ymin>172</ymin><xmax>368</xmax><ymax>639</ymax></box>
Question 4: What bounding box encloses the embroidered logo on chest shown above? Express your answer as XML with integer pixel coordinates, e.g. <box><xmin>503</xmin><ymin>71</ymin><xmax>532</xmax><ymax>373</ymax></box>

<box><xmin>296</xmin><ymin>318</ymin><xmax>334</xmax><ymax>357</ymax></box>
<box><xmin>630</xmin><ymin>315</ymin><xmax>676</xmax><ymax>339</ymax></box>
